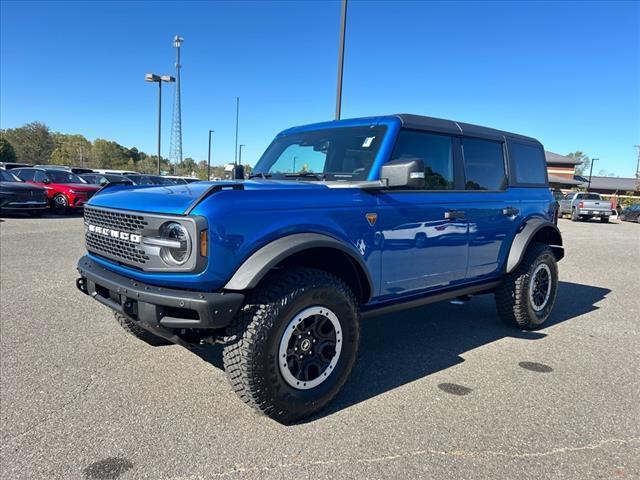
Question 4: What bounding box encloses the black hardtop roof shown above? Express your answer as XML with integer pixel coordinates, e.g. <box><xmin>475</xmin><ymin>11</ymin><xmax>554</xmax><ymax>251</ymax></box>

<box><xmin>394</xmin><ymin>113</ymin><xmax>541</xmax><ymax>145</ymax></box>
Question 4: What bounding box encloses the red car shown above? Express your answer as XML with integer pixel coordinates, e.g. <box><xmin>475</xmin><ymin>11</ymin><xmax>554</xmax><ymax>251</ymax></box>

<box><xmin>13</xmin><ymin>167</ymin><xmax>101</xmax><ymax>214</ymax></box>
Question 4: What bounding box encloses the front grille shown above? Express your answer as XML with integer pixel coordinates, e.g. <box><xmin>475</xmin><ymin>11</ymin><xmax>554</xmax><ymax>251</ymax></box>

<box><xmin>15</xmin><ymin>190</ymin><xmax>45</xmax><ymax>202</ymax></box>
<box><xmin>84</xmin><ymin>206</ymin><xmax>150</xmax><ymax>266</ymax></box>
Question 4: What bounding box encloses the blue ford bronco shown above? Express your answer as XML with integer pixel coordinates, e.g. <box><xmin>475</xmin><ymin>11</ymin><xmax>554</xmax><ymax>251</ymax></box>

<box><xmin>77</xmin><ymin>114</ymin><xmax>563</xmax><ymax>422</ymax></box>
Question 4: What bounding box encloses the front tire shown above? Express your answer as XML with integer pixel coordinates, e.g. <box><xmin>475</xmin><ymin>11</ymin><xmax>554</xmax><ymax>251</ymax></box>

<box><xmin>223</xmin><ymin>267</ymin><xmax>359</xmax><ymax>423</ymax></box>
<box><xmin>52</xmin><ymin>194</ymin><xmax>69</xmax><ymax>214</ymax></box>
<box><xmin>495</xmin><ymin>243</ymin><xmax>558</xmax><ymax>330</ymax></box>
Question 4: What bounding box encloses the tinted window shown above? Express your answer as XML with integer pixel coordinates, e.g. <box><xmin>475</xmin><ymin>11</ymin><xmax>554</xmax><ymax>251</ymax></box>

<box><xmin>462</xmin><ymin>139</ymin><xmax>506</xmax><ymax>190</ymax></box>
<box><xmin>34</xmin><ymin>171</ymin><xmax>48</xmax><ymax>182</ymax></box>
<box><xmin>15</xmin><ymin>169</ymin><xmax>35</xmax><ymax>181</ymax></box>
<box><xmin>47</xmin><ymin>170</ymin><xmax>84</xmax><ymax>183</ymax></box>
<box><xmin>510</xmin><ymin>142</ymin><xmax>547</xmax><ymax>185</ymax></box>
<box><xmin>0</xmin><ymin>170</ymin><xmax>20</xmax><ymax>182</ymax></box>
<box><xmin>391</xmin><ymin>130</ymin><xmax>454</xmax><ymax>190</ymax></box>
<box><xmin>576</xmin><ymin>193</ymin><xmax>601</xmax><ymax>200</ymax></box>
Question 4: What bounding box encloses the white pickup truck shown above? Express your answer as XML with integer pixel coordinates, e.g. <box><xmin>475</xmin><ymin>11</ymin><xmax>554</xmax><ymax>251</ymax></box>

<box><xmin>559</xmin><ymin>192</ymin><xmax>612</xmax><ymax>223</ymax></box>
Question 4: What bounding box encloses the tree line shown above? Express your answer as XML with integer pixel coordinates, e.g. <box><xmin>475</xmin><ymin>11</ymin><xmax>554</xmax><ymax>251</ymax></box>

<box><xmin>0</xmin><ymin>121</ymin><xmax>249</xmax><ymax>179</ymax></box>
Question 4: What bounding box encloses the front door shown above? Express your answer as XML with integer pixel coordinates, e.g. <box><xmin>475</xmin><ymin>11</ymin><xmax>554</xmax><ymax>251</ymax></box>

<box><xmin>378</xmin><ymin>129</ymin><xmax>468</xmax><ymax>297</ymax></box>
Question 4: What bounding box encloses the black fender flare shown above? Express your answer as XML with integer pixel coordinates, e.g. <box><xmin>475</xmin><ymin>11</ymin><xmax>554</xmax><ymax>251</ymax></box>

<box><xmin>505</xmin><ymin>218</ymin><xmax>564</xmax><ymax>274</ymax></box>
<box><xmin>224</xmin><ymin>233</ymin><xmax>374</xmax><ymax>297</ymax></box>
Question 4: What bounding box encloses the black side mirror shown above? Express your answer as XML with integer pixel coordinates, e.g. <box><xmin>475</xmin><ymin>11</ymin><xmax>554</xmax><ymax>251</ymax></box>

<box><xmin>232</xmin><ymin>164</ymin><xmax>245</xmax><ymax>180</ymax></box>
<box><xmin>380</xmin><ymin>158</ymin><xmax>425</xmax><ymax>189</ymax></box>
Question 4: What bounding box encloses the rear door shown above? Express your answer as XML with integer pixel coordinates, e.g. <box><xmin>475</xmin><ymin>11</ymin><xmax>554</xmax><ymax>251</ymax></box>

<box><xmin>460</xmin><ymin>138</ymin><xmax>520</xmax><ymax>280</ymax></box>
<box><xmin>378</xmin><ymin>130</ymin><xmax>469</xmax><ymax>296</ymax></box>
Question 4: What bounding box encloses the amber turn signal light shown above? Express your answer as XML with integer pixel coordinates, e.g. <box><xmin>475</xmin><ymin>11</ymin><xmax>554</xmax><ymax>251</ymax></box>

<box><xmin>200</xmin><ymin>230</ymin><xmax>208</xmax><ymax>257</ymax></box>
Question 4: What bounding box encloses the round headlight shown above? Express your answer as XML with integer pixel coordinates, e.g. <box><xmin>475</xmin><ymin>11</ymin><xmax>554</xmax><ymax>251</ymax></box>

<box><xmin>159</xmin><ymin>222</ymin><xmax>191</xmax><ymax>266</ymax></box>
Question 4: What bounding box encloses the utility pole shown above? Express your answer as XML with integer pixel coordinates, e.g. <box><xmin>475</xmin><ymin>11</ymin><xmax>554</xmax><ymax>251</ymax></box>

<box><xmin>335</xmin><ymin>0</ymin><xmax>348</xmax><ymax>120</ymax></box>
<box><xmin>587</xmin><ymin>158</ymin><xmax>599</xmax><ymax>192</ymax></box>
<box><xmin>207</xmin><ymin>130</ymin><xmax>214</xmax><ymax>180</ymax></box>
<box><xmin>169</xmin><ymin>35</ymin><xmax>184</xmax><ymax>174</ymax></box>
<box><xmin>634</xmin><ymin>145</ymin><xmax>640</xmax><ymax>189</ymax></box>
<box><xmin>234</xmin><ymin>96</ymin><xmax>240</xmax><ymax>166</ymax></box>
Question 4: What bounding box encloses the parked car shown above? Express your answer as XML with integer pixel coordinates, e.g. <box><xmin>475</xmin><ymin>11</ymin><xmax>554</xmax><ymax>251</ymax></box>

<box><xmin>0</xmin><ymin>169</ymin><xmax>49</xmax><ymax>216</ymax></box>
<box><xmin>161</xmin><ymin>175</ymin><xmax>201</xmax><ymax>184</ymax></box>
<box><xmin>619</xmin><ymin>204</ymin><xmax>640</xmax><ymax>223</ymax></box>
<box><xmin>124</xmin><ymin>174</ymin><xmax>176</xmax><ymax>186</ymax></box>
<box><xmin>559</xmin><ymin>192</ymin><xmax>612</xmax><ymax>222</ymax></box>
<box><xmin>76</xmin><ymin>113</ymin><xmax>564</xmax><ymax>423</ymax></box>
<box><xmin>92</xmin><ymin>169</ymin><xmax>138</xmax><ymax>175</ymax></box>
<box><xmin>0</xmin><ymin>162</ymin><xmax>32</xmax><ymax>170</ymax></box>
<box><xmin>12</xmin><ymin>167</ymin><xmax>101</xmax><ymax>214</ymax></box>
<box><xmin>80</xmin><ymin>173</ymin><xmax>134</xmax><ymax>186</ymax></box>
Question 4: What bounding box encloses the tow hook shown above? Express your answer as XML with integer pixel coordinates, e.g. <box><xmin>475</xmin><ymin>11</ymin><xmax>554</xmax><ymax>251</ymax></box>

<box><xmin>76</xmin><ymin>277</ymin><xmax>88</xmax><ymax>295</ymax></box>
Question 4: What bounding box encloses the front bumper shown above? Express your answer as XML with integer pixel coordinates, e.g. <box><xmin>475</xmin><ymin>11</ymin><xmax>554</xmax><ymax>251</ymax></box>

<box><xmin>76</xmin><ymin>255</ymin><xmax>244</xmax><ymax>331</ymax></box>
<box><xmin>3</xmin><ymin>201</ymin><xmax>48</xmax><ymax>211</ymax></box>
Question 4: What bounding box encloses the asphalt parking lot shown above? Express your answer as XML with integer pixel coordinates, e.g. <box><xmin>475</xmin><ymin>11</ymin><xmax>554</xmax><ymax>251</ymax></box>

<box><xmin>1</xmin><ymin>213</ymin><xmax>638</xmax><ymax>479</ymax></box>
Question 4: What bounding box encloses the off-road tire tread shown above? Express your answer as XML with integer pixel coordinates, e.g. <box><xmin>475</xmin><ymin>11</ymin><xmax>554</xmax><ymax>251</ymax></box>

<box><xmin>222</xmin><ymin>267</ymin><xmax>358</xmax><ymax>422</ymax></box>
<box><xmin>495</xmin><ymin>243</ymin><xmax>557</xmax><ymax>330</ymax></box>
<box><xmin>114</xmin><ymin>312</ymin><xmax>171</xmax><ymax>346</ymax></box>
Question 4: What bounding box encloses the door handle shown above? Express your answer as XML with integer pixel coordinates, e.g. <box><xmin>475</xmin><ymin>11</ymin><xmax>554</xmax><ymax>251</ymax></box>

<box><xmin>502</xmin><ymin>206</ymin><xmax>520</xmax><ymax>216</ymax></box>
<box><xmin>444</xmin><ymin>210</ymin><xmax>466</xmax><ymax>220</ymax></box>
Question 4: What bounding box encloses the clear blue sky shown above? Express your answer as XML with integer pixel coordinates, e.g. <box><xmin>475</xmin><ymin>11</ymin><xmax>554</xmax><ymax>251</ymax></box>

<box><xmin>1</xmin><ymin>0</ymin><xmax>639</xmax><ymax>176</ymax></box>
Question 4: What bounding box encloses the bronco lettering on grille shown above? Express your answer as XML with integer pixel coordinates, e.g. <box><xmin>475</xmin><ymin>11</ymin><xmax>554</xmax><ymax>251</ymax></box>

<box><xmin>87</xmin><ymin>224</ymin><xmax>141</xmax><ymax>243</ymax></box>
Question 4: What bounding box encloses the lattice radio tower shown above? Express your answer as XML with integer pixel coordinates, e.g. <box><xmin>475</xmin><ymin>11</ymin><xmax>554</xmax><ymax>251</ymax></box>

<box><xmin>169</xmin><ymin>35</ymin><xmax>184</xmax><ymax>172</ymax></box>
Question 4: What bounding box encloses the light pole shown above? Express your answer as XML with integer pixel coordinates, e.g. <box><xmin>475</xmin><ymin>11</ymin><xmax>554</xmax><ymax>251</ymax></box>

<box><xmin>587</xmin><ymin>157</ymin><xmax>599</xmax><ymax>192</ymax></box>
<box><xmin>145</xmin><ymin>73</ymin><xmax>175</xmax><ymax>174</ymax></box>
<box><xmin>238</xmin><ymin>144</ymin><xmax>246</xmax><ymax>166</ymax></box>
<box><xmin>335</xmin><ymin>0</ymin><xmax>348</xmax><ymax>120</ymax></box>
<box><xmin>207</xmin><ymin>129</ymin><xmax>214</xmax><ymax>180</ymax></box>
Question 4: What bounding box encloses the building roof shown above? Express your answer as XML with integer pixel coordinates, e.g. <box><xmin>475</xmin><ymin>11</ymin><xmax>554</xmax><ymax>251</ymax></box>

<box><xmin>548</xmin><ymin>175</ymin><xmax>583</xmax><ymax>186</ymax></box>
<box><xmin>545</xmin><ymin>151</ymin><xmax>582</xmax><ymax>166</ymax></box>
<box><xmin>583</xmin><ymin>176</ymin><xmax>639</xmax><ymax>192</ymax></box>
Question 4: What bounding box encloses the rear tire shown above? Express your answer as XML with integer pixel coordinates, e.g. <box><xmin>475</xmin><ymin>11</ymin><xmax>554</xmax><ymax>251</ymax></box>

<box><xmin>571</xmin><ymin>209</ymin><xmax>579</xmax><ymax>222</ymax></box>
<box><xmin>495</xmin><ymin>243</ymin><xmax>558</xmax><ymax>330</ymax></box>
<box><xmin>114</xmin><ymin>312</ymin><xmax>172</xmax><ymax>346</ymax></box>
<box><xmin>223</xmin><ymin>267</ymin><xmax>360</xmax><ymax>423</ymax></box>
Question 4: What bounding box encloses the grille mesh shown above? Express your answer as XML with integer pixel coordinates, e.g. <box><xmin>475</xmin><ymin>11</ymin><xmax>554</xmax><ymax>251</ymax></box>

<box><xmin>84</xmin><ymin>206</ymin><xmax>149</xmax><ymax>265</ymax></box>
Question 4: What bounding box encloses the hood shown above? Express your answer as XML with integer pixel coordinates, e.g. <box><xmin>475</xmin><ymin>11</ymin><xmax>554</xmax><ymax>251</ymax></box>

<box><xmin>87</xmin><ymin>180</ymin><xmax>328</xmax><ymax>215</ymax></box>
<box><xmin>0</xmin><ymin>181</ymin><xmax>46</xmax><ymax>192</ymax></box>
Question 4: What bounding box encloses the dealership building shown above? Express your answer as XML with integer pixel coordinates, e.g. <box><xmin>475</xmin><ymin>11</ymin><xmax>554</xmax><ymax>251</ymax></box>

<box><xmin>545</xmin><ymin>151</ymin><xmax>639</xmax><ymax>195</ymax></box>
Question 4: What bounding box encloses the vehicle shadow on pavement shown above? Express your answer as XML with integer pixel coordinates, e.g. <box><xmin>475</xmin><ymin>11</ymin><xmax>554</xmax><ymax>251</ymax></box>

<box><xmin>322</xmin><ymin>280</ymin><xmax>610</xmax><ymax>420</ymax></box>
<box><xmin>191</xmin><ymin>281</ymin><xmax>610</xmax><ymax>423</ymax></box>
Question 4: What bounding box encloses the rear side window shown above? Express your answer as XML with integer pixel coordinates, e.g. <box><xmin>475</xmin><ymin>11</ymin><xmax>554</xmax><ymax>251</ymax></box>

<box><xmin>462</xmin><ymin>139</ymin><xmax>506</xmax><ymax>190</ymax></box>
<box><xmin>34</xmin><ymin>171</ymin><xmax>48</xmax><ymax>182</ymax></box>
<box><xmin>15</xmin><ymin>169</ymin><xmax>35</xmax><ymax>181</ymax></box>
<box><xmin>391</xmin><ymin>130</ymin><xmax>454</xmax><ymax>190</ymax></box>
<box><xmin>510</xmin><ymin>142</ymin><xmax>547</xmax><ymax>185</ymax></box>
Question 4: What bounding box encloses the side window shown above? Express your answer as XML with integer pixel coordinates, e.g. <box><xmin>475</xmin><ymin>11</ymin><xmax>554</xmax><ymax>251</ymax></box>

<box><xmin>390</xmin><ymin>130</ymin><xmax>454</xmax><ymax>190</ymax></box>
<box><xmin>510</xmin><ymin>142</ymin><xmax>547</xmax><ymax>185</ymax></box>
<box><xmin>34</xmin><ymin>171</ymin><xmax>48</xmax><ymax>182</ymax></box>
<box><xmin>15</xmin><ymin>169</ymin><xmax>35</xmax><ymax>181</ymax></box>
<box><xmin>462</xmin><ymin>138</ymin><xmax>506</xmax><ymax>190</ymax></box>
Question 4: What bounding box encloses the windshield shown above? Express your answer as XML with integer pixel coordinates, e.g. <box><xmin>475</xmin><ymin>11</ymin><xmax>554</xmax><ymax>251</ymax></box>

<box><xmin>0</xmin><ymin>170</ymin><xmax>20</xmax><ymax>182</ymax></box>
<box><xmin>253</xmin><ymin>126</ymin><xmax>387</xmax><ymax>181</ymax></box>
<box><xmin>48</xmin><ymin>170</ymin><xmax>85</xmax><ymax>184</ymax></box>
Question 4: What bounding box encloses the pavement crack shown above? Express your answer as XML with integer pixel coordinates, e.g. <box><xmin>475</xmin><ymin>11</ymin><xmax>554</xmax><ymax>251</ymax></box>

<box><xmin>207</xmin><ymin>437</ymin><xmax>640</xmax><ymax>477</ymax></box>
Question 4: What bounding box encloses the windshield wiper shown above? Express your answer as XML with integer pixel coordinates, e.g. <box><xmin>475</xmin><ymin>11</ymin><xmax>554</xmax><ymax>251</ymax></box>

<box><xmin>284</xmin><ymin>172</ymin><xmax>325</xmax><ymax>181</ymax></box>
<box><xmin>248</xmin><ymin>173</ymin><xmax>272</xmax><ymax>179</ymax></box>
